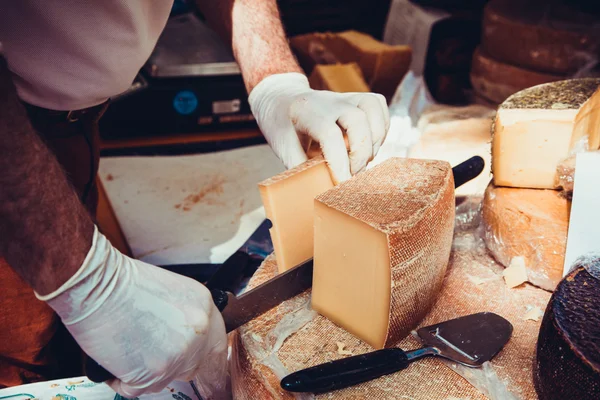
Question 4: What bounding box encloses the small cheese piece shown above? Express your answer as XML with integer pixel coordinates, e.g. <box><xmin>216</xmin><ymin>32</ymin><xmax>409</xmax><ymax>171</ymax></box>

<box><xmin>491</xmin><ymin>78</ymin><xmax>600</xmax><ymax>189</ymax></box>
<box><xmin>534</xmin><ymin>265</ymin><xmax>600</xmax><ymax>399</ymax></box>
<box><xmin>312</xmin><ymin>158</ymin><xmax>455</xmax><ymax>349</ymax></box>
<box><xmin>502</xmin><ymin>256</ymin><xmax>528</xmax><ymax>288</ymax></box>
<box><xmin>308</xmin><ymin>63</ymin><xmax>370</xmax><ymax>93</ymax></box>
<box><xmin>481</xmin><ymin>0</ymin><xmax>600</xmax><ymax>75</ymax></box>
<box><xmin>258</xmin><ymin>157</ymin><xmax>334</xmax><ymax>272</ymax></box>
<box><xmin>470</xmin><ymin>47</ymin><xmax>563</xmax><ymax>105</ymax></box>
<box><xmin>482</xmin><ymin>182</ymin><xmax>570</xmax><ymax>291</ymax></box>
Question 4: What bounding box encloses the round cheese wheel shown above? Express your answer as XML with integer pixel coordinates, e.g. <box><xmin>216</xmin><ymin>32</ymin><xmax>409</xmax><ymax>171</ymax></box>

<box><xmin>470</xmin><ymin>47</ymin><xmax>564</xmax><ymax>104</ymax></box>
<box><xmin>481</xmin><ymin>182</ymin><xmax>569</xmax><ymax>291</ymax></box>
<box><xmin>481</xmin><ymin>0</ymin><xmax>600</xmax><ymax>75</ymax></box>
<box><xmin>533</xmin><ymin>263</ymin><xmax>600</xmax><ymax>399</ymax></box>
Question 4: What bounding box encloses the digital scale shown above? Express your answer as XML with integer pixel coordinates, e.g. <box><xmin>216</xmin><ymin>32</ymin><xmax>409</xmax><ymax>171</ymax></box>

<box><xmin>99</xmin><ymin>12</ymin><xmax>256</xmax><ymax>140</ymax></box>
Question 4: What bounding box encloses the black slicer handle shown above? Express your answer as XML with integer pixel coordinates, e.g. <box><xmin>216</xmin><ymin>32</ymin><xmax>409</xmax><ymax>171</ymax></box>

<box><xmin>280</xmin><ymin>348</ymin><xmax>410</xmax><ymax>393</ymax></box>
<box><xmin>452</xmin><ymin>155</ymin><xmax>485</xmax><ymax>189</ymax></box>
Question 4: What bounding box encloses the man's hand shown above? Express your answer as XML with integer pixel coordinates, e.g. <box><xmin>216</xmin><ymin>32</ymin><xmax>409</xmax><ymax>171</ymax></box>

<box><xmin>37</xmin><ymin>227</ymin><xmax>228</xmax><ymax>399</ymax></box>
<box><xmin>248</xmin><ymin>73</ymin><xmax>390</xmax><ymax>183</ymax></box>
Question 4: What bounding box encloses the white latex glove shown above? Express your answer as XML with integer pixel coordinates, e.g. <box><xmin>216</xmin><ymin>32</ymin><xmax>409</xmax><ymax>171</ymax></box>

<box><xmin>36</xmin><ymin>227</ymin><xmax>228</xmax><ymax>399</ymax></box>
<box><xmin>249</xmin><ymin>72</ymin><xmax>390</xmax><ymax>183</ymax></box>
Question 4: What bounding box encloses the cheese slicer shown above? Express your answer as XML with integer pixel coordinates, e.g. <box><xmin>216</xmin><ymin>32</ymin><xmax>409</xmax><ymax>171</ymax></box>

<box><xmin>281</xmin><ymin>312</ymin><xmax>513</xmax><ymax>394</ymax></box>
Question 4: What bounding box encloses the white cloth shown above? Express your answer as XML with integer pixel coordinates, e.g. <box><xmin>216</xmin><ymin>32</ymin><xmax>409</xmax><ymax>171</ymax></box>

<box><xmin>36</xmin><ymin>227</ymin><xmax>228</xmax><ymax>399</ymax></box>
<box><xmin>248</xmin><ymin>73</ymin><xmax>390</xmax><ymax>183</ymax></box>
<box><xmin>0</xmin><ymin>1</ymin><xmax>173</xmax><ymax>110</ymax></box>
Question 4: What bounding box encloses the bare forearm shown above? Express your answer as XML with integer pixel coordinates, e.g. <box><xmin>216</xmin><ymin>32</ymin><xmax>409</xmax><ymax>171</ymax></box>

<box><xmin>0</xmin><ymin>55</ymin><xmax>93</xmax><ymax>295</ymax></box>
<box><xmin>197</xmin><ymin>0</ymin><xmax>303</xmax><ymax>92</ymax></box>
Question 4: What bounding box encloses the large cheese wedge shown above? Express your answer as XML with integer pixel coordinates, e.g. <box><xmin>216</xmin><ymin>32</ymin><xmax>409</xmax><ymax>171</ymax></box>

<box><xmin>492</xmin><ymin>78</ymin><xmax>600</xmax><ymax>189</ymax></box>
<box><xmin>482</xmin><ymin>0</ymin><xmax>600</xmax><ymax>75</ymax></box>
<box><xmin>470</xmin><ymin>47</ymin><xmax>563</xmax><ymax>105</ymax></box>
<box><xmin>534</xmin><ymin>263</ymin><xmax>600</xmax><ymax>399</ymax></box>
<box><xmin>312</xmin><ymin>158</ymin><xmax>455</xmax><ymax>349</ymax></box>
<box><xmin>481</xmin><ymin>182</ymin><xmax>570</xmax><ymax>291</ymax></box>
<box><xmin>231</xmin><ymin>212</ymin><xmax>551</xmax><ymax>399</ymax></box>
<box><xmin>258</xmin><ymin>157</ymin><xmax>334</xmax><ymax>273</ymax></box>
<box><xmin>308</xmin><ymin>63</ymin><xmax>370</xmax><ymax>93</ymax></box>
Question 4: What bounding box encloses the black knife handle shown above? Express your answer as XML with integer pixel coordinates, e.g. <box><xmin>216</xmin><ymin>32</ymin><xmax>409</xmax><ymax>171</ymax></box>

<box><xmin>452</xmin><ymin>155</ymin><xmax>485</xmax><ymax>189</ymax></box>
<box><xmin>85</xmin><ymin>356</ymin><xmax>115</xmax><ymax>383</ymax></box>
<box><xmin>280</xmin><ymin>348</ymin><xmax>410</xmax><ymax>393</ymax></box>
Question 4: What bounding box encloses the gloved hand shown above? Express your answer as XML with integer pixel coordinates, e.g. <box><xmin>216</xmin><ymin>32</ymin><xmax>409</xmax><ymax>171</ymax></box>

<box><xmin>248</xmin><ymin>72</ymin><xmax>390</xmax><ymax>183</ymax></box>
<box><xmin>36</xmin><ymin>227</ymin><xmax>228</xmax><ymax>399</ymax></box>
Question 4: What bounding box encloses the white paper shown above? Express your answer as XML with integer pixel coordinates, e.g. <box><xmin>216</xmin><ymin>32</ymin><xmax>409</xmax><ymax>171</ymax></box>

<box><xmin>99</xmin><ymin>145</ymin><xmax>284</xmax><ymax>265</ymax></box>
<box><xmin>0</xmin><ymin>377</ymin><xmax>200</xmax><ymax>400</ymax></box>
<box><xmin>383</xmin><ymin>0</ymin><xmax>449</xmax><ymax>75</ymax></box>
<box><xmin>563</xmin><ymin>151</ymin><xmax>600</xmax><ymax>276</ymax></box>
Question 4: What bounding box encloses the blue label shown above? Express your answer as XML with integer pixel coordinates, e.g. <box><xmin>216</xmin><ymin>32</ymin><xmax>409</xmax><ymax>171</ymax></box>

<box><xmin>173</xmin><ymin>90</ymin><xmax>198</xmax><ymax>115</ymax></box>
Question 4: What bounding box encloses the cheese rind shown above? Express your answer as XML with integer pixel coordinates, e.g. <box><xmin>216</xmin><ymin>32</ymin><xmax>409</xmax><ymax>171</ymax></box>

<box><xmin>534</xmin><ymin>265</ymin><xmax>600</xmax><ymax>399</ymax></box>
<box><xmin>482</xmin><ymin>182</ymin><xmax>569</xmax><ymax>291</ymax></box>
<box><xmin>312</xmin><ymin>158</ymin><xmax>455</xmax><ymax>349</ymax></box>
<box><xmin>258</xmin><ymin>157</ymin><xmax>334</xmax><ymax>273</ymax></box>
<box><xmin>492</xmin><ymin>79</ymin><xmax>600</xmax><ymax>189</ymax></box>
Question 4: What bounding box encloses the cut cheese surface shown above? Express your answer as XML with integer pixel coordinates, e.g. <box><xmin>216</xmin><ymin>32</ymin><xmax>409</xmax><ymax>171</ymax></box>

<box><xmin>312</xmin><ymin>158</ymin><xmax>455</xmax><ymax>349</ymax></box>
<box><xmin>308</xmin><ymin>63</ymin><xmax>370</xmax><ymax>93</ymax></box>
<box><xmin>534</xmin><ymin>265</ymin><xmax>600</xmax><ymax>399</ymax></box>
<box><xmin>231</xmin><ymin>211</ymin><xmax>552</xmax><ymax>400</ymax></box>
<box><xmin>482</xmin><ymin>0</ymin><xmax>600</xmax><ymax>75</ymax></box>
<box><xmin>482</xmin><ymin>182</ymin><xmax>570</xmax><ymax>291</ymax></box>
<box><xmin>470</xmin><ymin>47</ymin><xmax>563</xmax><ymax>105</ymax></box>
<box><xmin>492</xmin><ymin>78</ymin><xmax>600</xmax><ymax>189</ymax></box>
<box><xmin>258</xmin><ymin>157</ymin><xmax>334</xmax><ymax>273</ymax></box>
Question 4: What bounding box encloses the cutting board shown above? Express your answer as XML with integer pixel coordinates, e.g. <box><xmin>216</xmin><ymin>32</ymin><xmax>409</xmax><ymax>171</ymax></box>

<box><xmin>98</xmin><ymin>145</ymin><xmax>284</xmax><ymax>265</ymax></box>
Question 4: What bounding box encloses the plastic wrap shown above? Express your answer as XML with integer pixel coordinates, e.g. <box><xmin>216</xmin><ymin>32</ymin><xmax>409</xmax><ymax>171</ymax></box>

<box><xmin>230</xmin><ymin>198</ymin><xmax>552</xmax><ymax>399</ymax></box>
<box><xmin>480</xmin><ymin>182</ymin><xmax>569</xmax><ymax>291</ymax></box>
<box><xmin>568</xmin><ymin>252</ymin><xmax>600</xmax><ymax>280</ymax></box>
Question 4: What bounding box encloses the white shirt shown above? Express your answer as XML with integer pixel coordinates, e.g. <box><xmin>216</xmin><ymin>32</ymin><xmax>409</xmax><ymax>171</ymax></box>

<box><xmin>0</xmin><ymin>1</ymin><xmax>173</xmax><ymax>111</ymax></box>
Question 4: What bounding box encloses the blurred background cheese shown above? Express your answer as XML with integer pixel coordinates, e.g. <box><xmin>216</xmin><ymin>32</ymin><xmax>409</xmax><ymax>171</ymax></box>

<box><xmin>470</xmin><ymin>47</ymin><xmax>563</xmax><ymax>105</ymax></box>
<box><xmin>481</xmin><ymin>183</ymin><xmax>570</xmax><ymax>291</ymax></box>
<box><xmin>491</xmin><ymin>78</ymin><xmax>600</xmax><ymax>189</ymax></box>
<box><xmin>308</xmin><ymin>63</ymin><xmax>370</xmax><ymax>92</ymax></box>
<box><xmin>312</xmin><ymin>158</ymin><xmax>455</xmax><ymax>349</ymax></box>
<box><xmin>258</xmin><ymin>157</ymin><xmax>334</xmax><ymax>273</ymax></box>
<box><xmin>534</xmin><ymin>263</ymin><xmax>600</xmax><ymax>399</ymax></box>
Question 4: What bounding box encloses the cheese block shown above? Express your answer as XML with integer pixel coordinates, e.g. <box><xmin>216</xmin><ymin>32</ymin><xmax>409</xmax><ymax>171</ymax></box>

<box><xmin>491</xmin><ymin>78</ymin><xmax>600</xmax><ymax>189</ymax></box>
<box><xmin>481</xmin><ymin>0</ymin><xmax>600</xmax><ymax>75</ymax></box>
<box><xmin>290</xmin><ymin>31</ymin><xmax>412</xmax><ymax>100</ymax></box>
<box><xmin>231</xmin><ymin>212</ymin><xmax>552</xmax><ymax>399</ymax></box>
<box><xmin>312</xmin><ymin>158</ymin><xmax>455</xmax><ymax>349</ymax></box>
<box><xmin>470</xmin><ymin>47</ymin><xmax>563</xmax><ymax>105</ymax></box>
<box><xmin>409</xmin><ymin>105</ymin><xmax>494</xmax><ymax>197</ymax></box>
<box><xmin>258</xmin><ymin>157</ymin><xmax>334</xmax><ymax>272</ymax></box>
<box><xmin>533</xmin><ymin>263</ymin><xmax>600</xmax><ymax>399</ymax></box>
<box><xmin>481</xmin><ymin>182</ymin><xmax>570</xmax><ymax>291</ymax></box>
<box><xmin>308</xmin><ymin>63</ymin><xmax>370</xmax><ymax>93</ymax></box>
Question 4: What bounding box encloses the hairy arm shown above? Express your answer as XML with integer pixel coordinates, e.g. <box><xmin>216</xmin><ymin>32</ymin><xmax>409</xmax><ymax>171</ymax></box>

<box><xmin>0</xmin><ymin>54</ymin><xmax>93</xmax><ymax>296</ymax></box>
<box><xmin>196</xmin><ymin>0</ymin><xmax>303</xmax><ymax>92</ymax></box>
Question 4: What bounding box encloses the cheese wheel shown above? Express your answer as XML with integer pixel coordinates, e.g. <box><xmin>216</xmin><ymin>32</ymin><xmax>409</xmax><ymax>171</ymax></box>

<box><xmin>481</xmin><ymin>183</ymin><xmax>570</xmax><ymax>291</ymax></box>
<box><xmin>492</xmin><ymin>78</ymin><xmax>600</xmax><ymax>189</ymax></box>
<box><xmin>231</xmin><ymin>215</ymin><xmax>552</xmax><ymax>399</ymax></box>
<box><xmin>533</xmin><ymin>264</ymin><xmax>600</xmax><ymax>399</ymax></box>
<box><xmin>470</xmin><ymin>47</ymin><xmax>564</xmax><ymax>105</ymax></box>
<box><xmin>482</xmin><ymin>0</ymin><xmax>600</xmax><ymax>75</ymax></box>
<box><xmin>312</xmin><ymin>158</ymin><xmax>455</xmax><ymax>349</ymax></box>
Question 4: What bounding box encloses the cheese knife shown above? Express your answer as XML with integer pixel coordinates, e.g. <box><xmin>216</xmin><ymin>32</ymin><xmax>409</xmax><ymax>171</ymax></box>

<box><xmin>85</xmin><ymin>155</ymin><xmax>485</xmax><ymax>383</ymax></box>
<box><xmin>281</xmin><ymin>312</ymin><xmax>513</xmax><ymax>394</ymax></box>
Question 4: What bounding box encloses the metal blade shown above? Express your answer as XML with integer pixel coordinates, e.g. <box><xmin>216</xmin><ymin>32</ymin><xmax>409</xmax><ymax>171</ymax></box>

<box><xmin>222</xmin><ymin>258</ymin><xmax>313</xmax><ymax>332</ymax></box>
<box><xmin>416</xmin><ymin>312</ymin><xmax>513</xmax><ymax>367</ymax></box>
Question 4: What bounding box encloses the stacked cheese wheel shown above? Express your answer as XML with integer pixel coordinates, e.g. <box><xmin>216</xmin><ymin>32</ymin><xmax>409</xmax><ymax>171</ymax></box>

<box><xmin>471</xmin><ymin>0</ymin><xmax>599</xmax><ymax>104</ymax></box>
<box><xmin>480</xmin><ymin>78</ymin><xmax>600</xmax><ymax>398</ymax></box>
